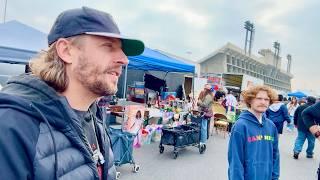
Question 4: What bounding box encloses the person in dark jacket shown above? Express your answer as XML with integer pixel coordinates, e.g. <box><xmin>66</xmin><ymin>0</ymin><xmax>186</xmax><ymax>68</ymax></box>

<box><xmin>0</xmin><ymin>7</ymin><xmax>144</xmax><ymax>180</ymax></box>
<box><xmin>302</xmin><ymin>101</ymin><xmax>320</xmax><ymax>179</ymax></box>
<box><xmin>266</xmin><ymin>94</ymin><xmax>291</xmax><ymax>134</ymax></box>
<box><xmin>228</xmin><ymin>85</ymin><xmax>280</xmax><ymax>180</ymax></box>
<box><xmin>293</xmin><ymin>96</ymin><xmax>316</xmax><ymax>159</ymax></box>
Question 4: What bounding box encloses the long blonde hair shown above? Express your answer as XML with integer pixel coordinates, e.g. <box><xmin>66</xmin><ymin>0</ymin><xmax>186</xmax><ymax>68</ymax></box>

<box><xmin>29</xmin><ymin>36</ymin><xmax>83</xmax><ymax>92</ymax></box>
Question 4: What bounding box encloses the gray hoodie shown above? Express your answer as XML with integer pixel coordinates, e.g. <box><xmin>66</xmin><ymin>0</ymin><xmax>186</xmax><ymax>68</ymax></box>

<box><xmin>269</xmin><ymin>102</ymin><xmax>284</xmax><ymax>112</ymax></box>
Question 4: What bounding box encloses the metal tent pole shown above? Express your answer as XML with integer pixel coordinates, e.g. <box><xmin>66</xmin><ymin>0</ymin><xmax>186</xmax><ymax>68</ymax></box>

<box><xmin>122</xmin><ymin>65</ymin><xmax>128</xmax><ymax>99</ymax></box>
<box><xmin>192</xmin><ymin>73</ymin><xmax>195</xmax><ymax>108</ymax></box>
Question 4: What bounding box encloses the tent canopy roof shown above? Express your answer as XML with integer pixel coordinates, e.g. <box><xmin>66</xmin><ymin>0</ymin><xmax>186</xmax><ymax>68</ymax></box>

<box><xmin>0</xmin><ymin>46</ymin><xmax>37</xmax><ymax>64</ymax></box>
<box><xmin>0</xmin><ymin>21</ymin><xmax>195</xmax><ymax>73</ymax></box>
<box><xmin>0</xmin><ymin>20</ymin><xmax>47</xmax><ymax>51</ymax></box>
<box><xmin>128</xmin><ymin>48</ymin><xmax>195</xmax><ymax>73</ymax></box>
<box><xmin>0</xmin><ymin>20</ymin><xmax>47</xmax><ymax>64</ymax></box>
<box><xmin>288</xmin><ymin>91</ymin><xmax>307</xmax><ymax>98</ymax></box>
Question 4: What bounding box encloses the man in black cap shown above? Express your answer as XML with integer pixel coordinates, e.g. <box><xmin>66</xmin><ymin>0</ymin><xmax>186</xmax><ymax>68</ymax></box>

<box><xmin>0</xmin><ymin>7</ymin><xmax>144</xmax><ymax>180</ymax></box>
<box><xmin>292</xmin><ymin>96</ymin><xmax>316</xmax><ymax>159</ymax></box>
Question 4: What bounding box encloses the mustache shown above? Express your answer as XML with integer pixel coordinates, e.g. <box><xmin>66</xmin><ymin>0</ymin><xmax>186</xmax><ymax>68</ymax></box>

<box><xmin>258</xmin><ymin>105</ymin><xmax>268</xmax><ymax>108</ymax></box>
<box><xmin>102</xmin><ymin>65</ymin><xmax>123</xmax><ymax>75</ymax></box>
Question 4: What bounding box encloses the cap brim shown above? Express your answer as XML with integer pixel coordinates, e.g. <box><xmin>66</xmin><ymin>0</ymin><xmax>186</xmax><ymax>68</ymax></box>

<box><xmin>85</xmin><ymin>32</ymin><xmax>144</xmax><ymax>56</ymax></box>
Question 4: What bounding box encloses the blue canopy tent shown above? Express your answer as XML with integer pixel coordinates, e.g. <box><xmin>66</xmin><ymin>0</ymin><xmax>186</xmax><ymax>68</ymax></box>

<box><xmin>122</xmin><ymin>48</ymin><xmax>195</xmax><ymax>98</ymax></box>
<box><xmin>128</xmin><ymin>47</ymin><xmax>195</xmax><ymax>73</ymax></box>
<box><xmin>0</xmin><ymin>21</ymin><xmax>195</xmax><ymax>72</ymax></box>
<box><xmin>0</xmin><ymin>20</ymin><xmax>47</xmax><ymax>64</ymax></box>
<box><xmin>0</xmin><ymin>46</ymin><xmax>37</xmax><ymax>64</ymax></box>
<box><xmin>0</xmin><ymin>20</ymin><xmax>195</xmax><ymax>97</ymax></box>
<box><xmin>288</xmin><ymin>91</ymin><xmax>307</xmax><ymax>98</ymax></box>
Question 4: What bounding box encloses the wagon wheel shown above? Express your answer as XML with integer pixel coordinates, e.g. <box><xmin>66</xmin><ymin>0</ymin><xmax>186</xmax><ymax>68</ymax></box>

<box><xmin>133</xmin><ymin>164</ymin><xmax>140</xmax><ymax>173</ymax></box>
<box><xmin>199</xmin><ymin>144</ymin><xmax>206</xmax><ymax>154</ymax></box>
<box><xmin>173</xmin><ymin>151</ymin><xmax>179</xmax><ymax>159</ymax></box>
<box><xmin>159</xmin><ymin>145</ymin><xmax>164</xmax><ymax>154</ymax></box>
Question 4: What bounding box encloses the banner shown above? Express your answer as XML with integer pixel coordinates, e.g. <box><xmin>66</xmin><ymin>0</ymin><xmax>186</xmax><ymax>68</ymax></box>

<box><xmin>241</xmin><ymin>74</ymin><xmax>264</xmax><ymax>90</ymax></box>
<box><xmin>134</xmin><ymin>81</ymin><xmax>145</xmax><ymax>99</ymax></box>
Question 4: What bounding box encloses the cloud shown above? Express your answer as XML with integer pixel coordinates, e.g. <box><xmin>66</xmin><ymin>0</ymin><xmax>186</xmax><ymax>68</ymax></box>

<box><xmin>255</xmin><ymin>0</ymin><xmax>306</xmax><ymax>40</ymax></box>
<box><xmin>1</xmin><ymin>0</ymin><xmax>319</xmax><ymax>93</ymax></box>
<box><xmin>32</xmin><ymin>16</ymin><xmax>51</xmax><ymax>30</ymax></box>
<box><xmin>153</xmin><ymin>1</ymin><xmax>210</xmax><ymax>29</ymax></box>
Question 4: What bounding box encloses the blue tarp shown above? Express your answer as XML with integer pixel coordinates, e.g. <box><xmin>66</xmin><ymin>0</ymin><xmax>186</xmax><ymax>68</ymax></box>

<box><xmin>288</xmin><ymin>91</ymin><xmax>307</xmax><ymax>98</ymax></box>
<box><xmin>129</xmin><ymin>48</ymin><xmax>195</xmax><ymax>73</ymax></box>
<box><xmin>0</xmin><ymin>20</ymin><xmax>47</xmax><ymax>64</ymax></box>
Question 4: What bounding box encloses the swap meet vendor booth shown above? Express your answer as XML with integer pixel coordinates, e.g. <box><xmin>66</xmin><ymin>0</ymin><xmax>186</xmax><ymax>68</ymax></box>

<box><xmin>108</xmin><ymin>47</ymin><xmax>196</xmax><ymax>146</ymax></box>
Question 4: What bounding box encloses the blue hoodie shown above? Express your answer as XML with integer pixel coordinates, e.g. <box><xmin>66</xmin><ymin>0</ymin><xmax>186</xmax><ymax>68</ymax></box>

<box><xmin>228</xmin><ymin>110</ymin><xmax>280</xmax><ymax>180</ymax></box>
<box><xmin>266</xmin><ymin>103</ymin><xmax>291</xmax><ymax>123</ymax></box>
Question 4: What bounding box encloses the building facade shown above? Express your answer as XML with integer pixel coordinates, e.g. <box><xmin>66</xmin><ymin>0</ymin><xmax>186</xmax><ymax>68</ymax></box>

<box><xmin>199</xmin><ymin>43</ymin><xmax>293</xmax><ymax>93</ymax></box>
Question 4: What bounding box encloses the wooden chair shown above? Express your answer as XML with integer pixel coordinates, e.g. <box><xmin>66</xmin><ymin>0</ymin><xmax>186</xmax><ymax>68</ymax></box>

<box><xmin>212</xmin><ymin>102</ymin><xmax>226</xmax><ymax>115</ymax></box>
<box><xmin>213</xmin><ymin>113</ymin><xmax>229</xmax><ymax>138</ymax></box>
<box><xmin>210</xmin><ymin>102</ymin><xmax>227</xmax><ymax>136</ymax></box>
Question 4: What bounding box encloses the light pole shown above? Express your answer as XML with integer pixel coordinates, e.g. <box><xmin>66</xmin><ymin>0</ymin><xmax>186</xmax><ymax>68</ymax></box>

<box><xmin>244</xmin><ymin>21</ymin><xmax>255</xmax><ymax>56</ymax></box>
<box><xmin>273</xmin><ymin>41</ymin><xmax>280</xmax><ymax>69</ymax></box>
<box><xmin>286</xmin><ymin>54</ymin><xmax>292</xmax><ymax>73</ymax></box>
<box><xmin>3</xmin><ymin>0</ymin><xmax>8</xmax><ymax>23</ymax></box>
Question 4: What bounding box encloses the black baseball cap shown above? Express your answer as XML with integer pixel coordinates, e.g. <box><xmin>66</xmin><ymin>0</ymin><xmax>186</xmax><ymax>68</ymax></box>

<box><xmin>306</xmin><ymin>96</ymin><xmax>316</xmax><ymax>104</ymax></box>
<box><xmin>48</xmin><ymin>7</ymin><xmax>144</xmax><ymax>56</ymax></box>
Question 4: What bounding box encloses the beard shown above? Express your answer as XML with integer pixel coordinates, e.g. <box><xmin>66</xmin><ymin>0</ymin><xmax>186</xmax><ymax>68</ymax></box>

<box><xmin>73</xmin><ymin>56</ymin><xmax>120</xmax><ymax>96</ymax></box>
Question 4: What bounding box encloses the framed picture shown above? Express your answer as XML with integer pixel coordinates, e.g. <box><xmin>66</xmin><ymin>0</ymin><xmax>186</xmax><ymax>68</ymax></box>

<box><xmin>122</xmin><ymin>105</ymin><xmax>145</xmax><ymax>134</ymax></box>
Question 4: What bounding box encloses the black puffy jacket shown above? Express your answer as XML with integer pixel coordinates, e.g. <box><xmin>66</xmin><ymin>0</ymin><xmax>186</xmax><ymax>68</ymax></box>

<box><xmin>0</xmin><ymin>74</ymin><xmax>116</xmax><ymax>180</ymax></box>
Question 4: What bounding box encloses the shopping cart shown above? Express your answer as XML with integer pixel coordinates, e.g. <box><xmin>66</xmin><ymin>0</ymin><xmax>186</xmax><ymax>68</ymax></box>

<box><xmin>109</xmin><ymin>127</ymin><xmax>140</xmax><ymax>179</ymax></box>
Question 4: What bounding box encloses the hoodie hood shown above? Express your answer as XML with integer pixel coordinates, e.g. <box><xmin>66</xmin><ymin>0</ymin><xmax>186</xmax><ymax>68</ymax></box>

<box><xmin>238</xmin><ymin>110</ymin><xmax>266</xmax><ymax>126</ymax></box>
<box><xmin>2</xmin><ymin>74</ymin><xmax>62</xmax><ymax>101</ymax></box>
<box><xmin>1</xmin><ymin>74</ymin><xmax>81</xmax><ymax>131</ymax></box>
<box><xmin>269</xmin><ymin>102</ymin><xmax>283</xmax><ymax>112</ymax></box>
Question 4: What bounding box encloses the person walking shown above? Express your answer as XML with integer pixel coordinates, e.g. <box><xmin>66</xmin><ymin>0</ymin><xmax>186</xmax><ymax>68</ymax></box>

<box><xmin>228</xmin><ymin>85</ymin><xmax>280</xmax><ymax>180</ymax></box>
<box><xmin>302</xmin><ymin>101</ymin><xmax>320</xmax><ymax>179</ymax></box>
<box><xmin>0</xmin><ymin>7</ymin><xmax>144</xmax><ymax>180</ymax></box>
<box><xmin>293</xmin><ymin>96</ymin><xmax>316</xmax><ymax>159</ymax></box>
<box><xmin>197</xmin><ymin>84</ymin><xmax>214</xmax><ymax>147</ymax></box>
<box><xmin>287</xmin><ymin>96</ymin><xmax>299</xmax><ymax>131</ymax></box>
<box><xmin>225</xmin><ymin>90</ymin><xmax>238</xmax><ymax>111</ymax></box>
<box><xmin>266</xmin><ymin>94</ymin><xmax>291</xmax><ymax>134</ymax></box>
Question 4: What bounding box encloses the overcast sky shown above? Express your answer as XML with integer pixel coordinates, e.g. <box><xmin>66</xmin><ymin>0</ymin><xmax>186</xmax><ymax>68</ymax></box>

<box><xmin>1</xmin><ymin>0</ymin><xmax>319</xmax><ymax>93</ymax></box>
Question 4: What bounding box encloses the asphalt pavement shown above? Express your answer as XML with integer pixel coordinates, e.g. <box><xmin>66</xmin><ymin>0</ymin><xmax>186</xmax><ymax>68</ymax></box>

<box><xmin>118</xmin><ymin>128</ymin><xmax>320</xmax><ymax>180</ymax></box>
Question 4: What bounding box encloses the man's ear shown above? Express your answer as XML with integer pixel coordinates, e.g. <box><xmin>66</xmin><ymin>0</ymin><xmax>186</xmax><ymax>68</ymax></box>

<box><xmin>55</xmin><ymin>38</ymin><xmax>73</xmax><ymax>64</ymax></box>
